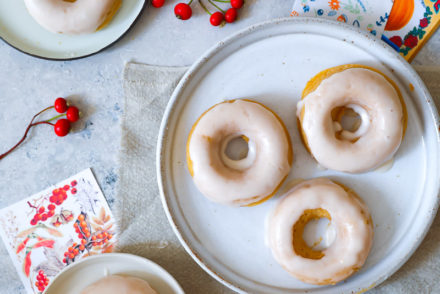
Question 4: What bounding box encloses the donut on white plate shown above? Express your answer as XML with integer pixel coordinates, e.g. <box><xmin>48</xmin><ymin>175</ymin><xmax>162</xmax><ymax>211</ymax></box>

<box><xmin>186</xmin><ymin>99</ymin><xmax>293</xmax><ymax>206</ymax></box>
<box><xmin>297</xmin><ymin>64</ymin><xmax>407</xmax><ymax>173</ymax></box>
<box><xmin>24</xmin><ymin>0</ymin><xmax>121</xmax><ymax>35</ymax></box>
<box><xmin>267</xmin><ymin>178</ymin><xmax>374</xmax><ymax>285</ymax></box>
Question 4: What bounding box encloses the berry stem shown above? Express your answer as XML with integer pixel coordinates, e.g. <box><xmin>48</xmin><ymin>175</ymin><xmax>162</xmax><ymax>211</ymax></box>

<box><xmin>199</xmin><ymin>0</ymin><xmax>212</xmax><ymax>15</ymax></box>
<box><xmin>27</xmin><ymin>201</ymin><xmax>38</xmax><ymax>209</ymax></box>
<box><xmin>46</xmin><ymin>114</ymin><xmax>66</xmax><ymax>122</ymax></box>
<box><xmin>188</xmin><ymin>0</ymin><xmax>194</xmax><ymax>4</ymax></box>
<box><xmin>0</xmin><ymin>106</ymin><xmax>55</xmax><ymax>161</ymax></box>
<box><xmin>208</xmin><ymin>0</ymin><xmax>225</xmax><ymax>13</ymax></box>
<box><xmin>31</xmin><ymin>106</ymin><xmax>55</xmax><ymax>125</ymax></box>
<box><xmin>31</xmin><ymin>121</ymin><xmax>55</xmax><ymax>127</ymax></box>
<box><xmin>0</xmin><ymin>120</ymin><xmax>54</xmax><ymax>161</ymax></box>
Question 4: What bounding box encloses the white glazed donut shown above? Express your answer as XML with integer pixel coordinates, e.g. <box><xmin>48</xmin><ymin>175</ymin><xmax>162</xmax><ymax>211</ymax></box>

<box><xmin>267</xmin><ymin>178</ymin><xmax>373</xmax><ymax>285</ymax></box>
<box><xmin>186</xmin><ymin>99</ymin><xmax>293</xmax><ymax>206</ymax></box>
<box><xmin>24</xmin><ymin>0</ymin><xmax>122</xmax><ymax>35</ymax></box>
<box><xmin>297</xmin><ymin>65</ymin><xmax>407</xmax><ymax>173</ymax></box>
<box><xmin>81</xmin><ymin>275</ymin><xmax>157</xmax><ymax>294</ymax></box>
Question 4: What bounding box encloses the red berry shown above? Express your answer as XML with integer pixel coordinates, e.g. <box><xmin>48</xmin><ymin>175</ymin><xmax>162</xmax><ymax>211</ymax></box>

<box><xmin>30</xmin><ymin>218</ymin><xmax>37</xmax><ymax>225</ymax></box>
<box><xmin>35</xmin><ymin>214</ymin><xmax>42</xmax><ymax>221</ymax></box>
<box><xmin>63</xmin><ymin>258</ymin><xmax>67</xmax><ymax>263</ymax></box>
<box><xmin>56</xmin><ymin>200</ymin><xmax>62</xmax><ymax>206</ymax></box>
<box><xmin>48</xmin><ymin>204</ymin><xmax>55</xmax><ymax>211</ymax></box>
<box><xmin>38</xmin><ymin>270</ymin><xmax>44</xmax><ymax>275</ymax></box>
<box><xmin>63</xmin><ymin>185</ymin><xmax>70</xmax><ymax>191</ymax></box>
<box><xmin>210</xmin><ymin>12</ymin><xmax>224</xmax><ymax>26</ymax></box>
<box><xmin>230</xmin><ymin>0</ymin><xmax>243</xmax><ymax>9</ymax></box>
<box><xmin>66</xmin><ymin>106</ymin><xmax>80</xmax><ymax>123</ymax></box>
<box><xmin>174</xmin><ymin>3</ymin><xmax>192</xmax><ymax>20</ymax></box>
<box><xmin>71</xmin><ymin>180</ymin><xmax>77</xmax><ymax>186</ymax></box>
<box><xmin>49</xmin><ymin>196</ymin><xmax>56</xmax><ymax>203</ymax></box>
<box><xmin>225</xmin><ymin>8</ymin><xmax>237</xmax><ymax>23</ymax></box>
<box><xmin>41</xmin><ymin>214</ymin><xmax>48</xmax><ymax>221</ymax></box>
<box><xmin>54</xmin><ymin>97</ymin><xmax>68</xmax><ymax>113</ymax></box>
<box><xmin>47</xmin><ymin>210</ymin><xmax>54</xmax><ymax>217</ymax></box>
<box><xmin>38</xmin><ymin>206</ymin><xmax>45</xmax><ymax>214</ymax></box>
<box><xmin>71</xmin><ymin>188</ymin><xmax>77</xmax><ymax>194</ymax></box>
<box><xmin>54</xmin><ymin>119</ymin><xmax>71</xmax><ymax>137</ymax></box>
<box><xmin>151</xmin><ymin>0</ymin><xmax>165</xmax><ymax>8</ymax></box>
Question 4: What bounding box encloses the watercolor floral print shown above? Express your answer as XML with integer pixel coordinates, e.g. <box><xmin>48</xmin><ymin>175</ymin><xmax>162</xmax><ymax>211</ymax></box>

<box><xmin>0</xmin><ymin>169</ymin><xmax>117</xmax><ymax>294</ymax></box>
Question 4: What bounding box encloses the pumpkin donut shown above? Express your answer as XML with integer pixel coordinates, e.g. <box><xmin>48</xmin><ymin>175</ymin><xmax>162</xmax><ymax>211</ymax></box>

<box><xmin>267</xmin><ymin>178</ymin><xmax>374</xmax><ymax>285</ymax></box>
<box><xmin>297</xmin><ymin>64</ymin><xmax>407</xmax><ymax>173</ymax></box>
<box><xmin>24</xmin><ymin>0</ymin><xmax>121</xmax><ymax>34</ymax></box>
<box><xmin>186</xmin><ymin>99</ymin><xmax>293</xmax><ymax>206</ymax></box>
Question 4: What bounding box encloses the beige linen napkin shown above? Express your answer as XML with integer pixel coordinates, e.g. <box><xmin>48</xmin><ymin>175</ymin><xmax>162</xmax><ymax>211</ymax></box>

<box><xmin>117</xmin><ymin>63</ymin><xmax>233</xmax><ymax>293</ymax></box>
<box><xmin>117</xmin><ymin>62</ymin><xmax>440</xmax><ymax>293</ymax></box>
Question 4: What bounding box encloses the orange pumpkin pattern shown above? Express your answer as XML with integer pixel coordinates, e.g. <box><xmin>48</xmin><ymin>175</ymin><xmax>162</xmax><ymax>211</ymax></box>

<box><xmin>385</xmin><ymin>0</ymin><xmax>415</xmax><ymax>31</ymax></box>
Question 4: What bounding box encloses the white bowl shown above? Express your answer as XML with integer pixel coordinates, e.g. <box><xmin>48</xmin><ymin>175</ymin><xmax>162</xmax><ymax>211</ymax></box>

<box><xmin>44</xmin><ymin>253</ymin><xmax>184</xmax><ymax>294</ymax></box>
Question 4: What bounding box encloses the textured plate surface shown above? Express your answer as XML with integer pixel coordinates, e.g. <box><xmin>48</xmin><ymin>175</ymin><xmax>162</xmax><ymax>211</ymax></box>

<box><xmin>44</xmin><ymin>253</ymin><xmax>184</xmax><ymax>294</ymax></box>
<box><xmin>0</xmin><ymin>0</ymin><xmax>145</xmax><ymax>60</ymax></box>
<box><xmin>157</xmin><ymin>18</ymin><xmax>440</xmax><ymax>293</ymax></box>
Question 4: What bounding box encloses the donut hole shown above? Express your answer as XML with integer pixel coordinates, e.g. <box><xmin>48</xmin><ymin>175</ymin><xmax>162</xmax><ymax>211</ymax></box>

<box><xmin>292</xmin><ymin>208</ymin><xmax>336</xmax><ymax>260</ymax></box>
<box><xmin>331</xmin><ymin>104</ymin><xmax>370</xmax><ymax>142</ymax></box>
<box><xmin>224</xmin><ymin>136</ymin><xmax>249</xmax><ymax>160</ymax></box>
<box><xmin>221</xmin><ymin>135</ymin><xmax>256</xmax><ymax>171</ymax></box>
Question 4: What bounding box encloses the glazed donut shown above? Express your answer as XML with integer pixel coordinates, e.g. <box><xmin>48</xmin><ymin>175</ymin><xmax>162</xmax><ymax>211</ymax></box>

<box><xmin>297</xmin><ymin>64</ymin><xmax>407</xmax><ymax>173</ymax></box>
<box><xmin>267</xmin><ymin>178</ymin><xmax>373</xmax><ymax>285</ymax></box>
<box><xmin>186</xmin><ymin>99</ymin><xmax>293</xmax><ymax>206</ymax></box>
<box><xmin>24</xmin><ymin>0</ymin><xmax>122</xmax><ymax>35</ymax></box>
<box><xmin>81</xmin><ymin>275</ymin><xmax>157</xmax><ymax>294</ymax></box>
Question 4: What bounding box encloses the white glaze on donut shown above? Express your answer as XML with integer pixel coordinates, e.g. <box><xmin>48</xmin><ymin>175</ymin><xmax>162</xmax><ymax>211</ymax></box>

<box><xmin>187</xmin><ymin>100</ymin><xmax>292</xmax><ymax>206</ymax></box>
<box><xmin>81</xmin><ymin>275</ymin><xmax>157</xmax><ymax>294</ymax></box>
<box><xmin>298</xmin><ymin>68</ymin><xmax>404</xmax><ymax>173</ymax></box>
<box><xmin>24</xmin><ymin>0</ymin><xmax>120</xmax><ymax>35</ymax></box>
<box><xmin>267</xmin><ymin>178</ymin><xmax>373</xmax><ymax>285</ymax></box>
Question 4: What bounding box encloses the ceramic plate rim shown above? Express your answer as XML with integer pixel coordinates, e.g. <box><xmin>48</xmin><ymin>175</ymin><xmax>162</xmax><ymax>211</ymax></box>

<box><xmin>43</xmin><ymin>252</ymin><xmax>184</xmax><ymax>294</ymax></box>
<box><xmin>0</xmin><ymin>0</ymin><xmax>147</xmax><ymax>61</ymax></box>
<box><xmin>157</xmin><ymin>17</ymin><xmax>440</xmax><ymax>293</ymax></box>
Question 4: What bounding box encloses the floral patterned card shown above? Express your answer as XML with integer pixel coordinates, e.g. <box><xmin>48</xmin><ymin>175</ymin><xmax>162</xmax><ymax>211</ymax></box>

<box><xmin>382</xmin><ymin>0</ymin><xmax>440</xmax><ymax>62</ymax></box>
<box><xmin>291</xmin><ymin>0</ymin><xmax>394</xmax><ymax>37</ymax></box>
<box><xmin>0</xmin><ymin>168</ymin><xmax>117</xmax><ymax>294</ymax></box>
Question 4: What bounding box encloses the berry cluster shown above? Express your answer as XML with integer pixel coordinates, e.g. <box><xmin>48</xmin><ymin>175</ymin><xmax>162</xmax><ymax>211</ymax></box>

<box><xmin>53</xmin><ymin>97</ymin><xmax>80</xmax><ymax>136</ymax></box>
<box><xmin>0</xmin><ymin>97</ymin><xmax>81</xmax><ymax>161</ymax></box>
<box><xmin>152</xmin><ymin>0</ymin><xmax>244</xmax><ymax>26</ymax></box>
<box><xmin>49</xmin><ymin>187</ymin><xmax>68</xmax><ymax>206</ymax></box>
<box><xmin>35</xmin><ymin>270</ymin><xmax>49</xmax><ymax>292</ymax></box>
<box><xmin>30</xmin><ymin>204</ymin><xmax>56</xmax><ymax>226</ymax></box>
<box><xmin>29</xmin><ymin>180</ymin><xmax>77</xmax><ymax>226</ymax></box>
<box><xmin>63</xmin><ymin>213</ymin><xmax>113</xmax><ymax>265</ymax></box>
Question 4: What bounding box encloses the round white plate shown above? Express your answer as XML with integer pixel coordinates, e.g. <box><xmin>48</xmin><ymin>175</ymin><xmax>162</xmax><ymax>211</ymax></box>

<box><xmin>0</xmin><ymin>0</ymin><xmax>145</xmax><ymax>60</ymax></box>
<box><xmin>44</xmin><ymin>253</ymin><xmax>184</xmax><ymax>294</ymax></box>
<box><xmin>157</xmin><ymin>18</ymin><xmax>440</xmax><ymax>293</ymax></box>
